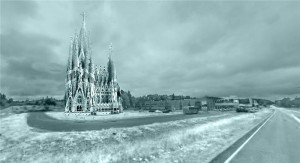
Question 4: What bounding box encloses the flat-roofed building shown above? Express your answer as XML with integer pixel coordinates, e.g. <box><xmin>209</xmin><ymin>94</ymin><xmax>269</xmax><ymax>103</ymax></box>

<box><xmin>142</xmin><ymin>96</ymin><xmax>221</xmax><ymax>111</ymax></box>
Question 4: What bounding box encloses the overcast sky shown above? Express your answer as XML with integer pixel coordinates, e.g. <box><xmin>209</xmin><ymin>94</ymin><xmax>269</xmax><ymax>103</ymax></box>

<box><xmin>1</xmin><ymin>0</ymin><xmax>300</xmax><ymax>100</ymax></box>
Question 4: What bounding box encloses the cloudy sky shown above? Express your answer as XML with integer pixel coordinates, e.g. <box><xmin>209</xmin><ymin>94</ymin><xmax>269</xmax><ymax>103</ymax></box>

<box><xmin>1</xmin><ymin>0</ymin><xmax>300</xmax><ymax>100</ymax></box>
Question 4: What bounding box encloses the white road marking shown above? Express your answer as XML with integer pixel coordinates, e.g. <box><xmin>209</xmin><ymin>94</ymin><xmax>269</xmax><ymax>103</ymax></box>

<box><xmin>289</xmin><ymin>110</ymin><xmax>300</xmax><ymax>114</ymax></box>
<box><xmin>279</xmin><ymin>108</ymin><xmax>300</xmax><ymax>125</ymax></box>
<box><xmin>291</xmin><ymin>114</ymin><xmax>300</xmax><ymax>124</ymax></box>
<box><xmin>224</xmin><ymin>110</ymin><xmax>276</xmax><ymax>163</ymax></box>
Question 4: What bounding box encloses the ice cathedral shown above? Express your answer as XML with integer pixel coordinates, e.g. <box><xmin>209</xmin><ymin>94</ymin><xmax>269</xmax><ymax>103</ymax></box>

<box><xmin>65</xmin><ymin>13</ymin><xmax>123</xmax><ymax>114</ymax></box>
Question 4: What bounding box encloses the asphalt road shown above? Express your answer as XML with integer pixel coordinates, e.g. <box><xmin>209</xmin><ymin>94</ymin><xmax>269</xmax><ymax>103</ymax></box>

<box><xmin>227</xmin><ymin>109</ymin><xmax>300</xmax><ymax>163</ymax></box>
<box><xmin>27</xmin><ymin>111</ymin><xmax>232</xmax><ymax>132</ymax></box>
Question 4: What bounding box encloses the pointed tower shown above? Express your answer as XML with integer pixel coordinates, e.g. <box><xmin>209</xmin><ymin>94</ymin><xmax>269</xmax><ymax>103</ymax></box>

<box><xmin>88</xmin><ymin>52</ymin><xmax>95</xmax><ymax>104</ymax></box>
<box><xmin>72</xmin><ymin>34</ymin><xmax>79</xmax><ymax>69</ymax></box>
<box><xmin>65</xmin><ymin>13</ymin><xmax>122</xmax><ymax>114</ymax></box>
<box><xmin>68</xmin><ymin>38</ymin><xmax>74</xmax><ymax>80</ymax></box>
<box><xmin>66</xmin><ymin>37</ymin><xmax>73</xmax><ymax>91</ymax></box>
<box><xmin>89</xmin><ymin>51</ymin><xmax>95</xmax><ymax>83</ymax></box>
<box><xmin>71</xmin><ymin>34</ymin><xmax>79</xmax><ymax>97</ymax></box>
<box><xmin>67</xmin><ymin>38</ymin><xmax>73</xmax><ymax>72</ymax></box>
<box><xmin>79</xmin><ymin>12</ymin><xmax>88</xmax><ymax>56</ymax></box>
<box><xmin>107</xmin><ymin>43</ymin><xmax>116</xmax><ymax>84</ymax></box>
<box><xmin>65</xmin><ymin>37</ymin><xmax>74</xmax><ymax>112</ymax></box>
<box><xmin>79</xmin><ymin>44</ymin><xmax>85</xmax><ymax>66</ymax></box>
<box><xmin>94</xmin><ymin>65</ymin><xmax>99</xmax><ymax>86</ymax></box>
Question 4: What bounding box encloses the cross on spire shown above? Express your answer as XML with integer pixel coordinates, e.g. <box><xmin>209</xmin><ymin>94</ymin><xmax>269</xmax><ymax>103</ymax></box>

<box><xmin>81</xmin><ymin>12</ymin><xmax>86</xmax><ymax>24</ymax></box>
<box><xmin>109</xmin><ymin>43</ymin><xmax>113</xmax><ymax>51</ymax></box>
<box><xmin>108</xmin><ymin>43</ymin><xmax>113</xmax><ymax>59</ymax></box>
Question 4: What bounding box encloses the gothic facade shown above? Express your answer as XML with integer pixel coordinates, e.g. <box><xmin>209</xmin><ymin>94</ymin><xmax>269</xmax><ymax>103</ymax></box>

<box><xmin>65</xmin><ymin>14</ymin><xmax>122</xmax><ymax>114</ymax></box>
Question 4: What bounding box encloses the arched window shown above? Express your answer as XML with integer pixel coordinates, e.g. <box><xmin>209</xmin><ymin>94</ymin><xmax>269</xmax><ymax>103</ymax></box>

<box><xmin>106</xmin><ymin>95</ymin><xmax>111</xmax><ymax>103</ymax></box>
<box><xmin>68</xmin><ymin>98</ymin><xmax>72</xmax><ymax>112</ymax></box>
<box><xmin>102</xmin><ymin>96</ymin><xmax>107</xmax><ymax>103</ymax></box>
<box><xmin>77</xmin><ymin>95</ymin><xmax>82</xmax><ymax>104</ymax></box>
<box><xmin>87</xmin><ymin>97</ymin><xmax>90</xmax><ymax>107</ymax></box>
<box><xmin>97</xmin><ymin>95</ymin><xmax>101</xmax><ymax>104</ymax></box>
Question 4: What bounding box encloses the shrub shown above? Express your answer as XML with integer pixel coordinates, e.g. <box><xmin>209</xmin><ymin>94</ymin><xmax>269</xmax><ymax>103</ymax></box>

<box><xmin>44</xmin><ymin>106</ymin><xmax>50</xmax><ymax>111</ymax></box>
<box><xmin>44</xmin><ymin>98</ymin><xmax>56</xmax><ymax>106</ymax></box>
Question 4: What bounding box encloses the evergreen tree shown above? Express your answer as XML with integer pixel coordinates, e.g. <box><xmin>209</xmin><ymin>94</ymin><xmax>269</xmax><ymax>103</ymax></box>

<box><xmin>179</xmin><ymin>100</ymin><xmax>183</xmax><ymax>110</ymax></box>
<box><xmin>172</xmin><ymin>93</ymin><xmax>175</xmax><ymax>100</ymax></box>
<box><xmin>121</xmin><ymin>90</ymin><xmax>130</xmax><ymax>109</ymax></box>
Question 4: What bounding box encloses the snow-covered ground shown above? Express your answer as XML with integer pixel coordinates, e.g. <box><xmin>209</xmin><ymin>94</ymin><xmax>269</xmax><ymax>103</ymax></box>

<box><xmin>0</xmin><ymin>108</ymin><xmax>272</xmax><ymax>163</ymax></box>
<box><xmin>276</xmin><ymin>107</ymin><xmax>300</xmax><ymax>124</ymax></box>
<box><xmin>45</xmin><ymin>110</ymin><xmax>183</xmax><ymax>121</ymax></box>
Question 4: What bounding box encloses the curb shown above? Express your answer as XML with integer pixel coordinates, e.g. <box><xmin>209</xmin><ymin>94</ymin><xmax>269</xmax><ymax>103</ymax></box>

<box><xmin>208</xmin><ymin>109</ymin><xmax>275</xmax><ymax>163</ymax></box>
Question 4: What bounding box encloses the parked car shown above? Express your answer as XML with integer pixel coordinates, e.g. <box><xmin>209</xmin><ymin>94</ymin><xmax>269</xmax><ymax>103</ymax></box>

<box><xmin>249</xmin><ymin>107</ymin><xmax>258</xmax><ymax>113</ymax></box>
<box><xmin>236</xmin><ymin>106</ymin><xmax>249</xmax><ymax>113</ymax></box>
<box><xmin>183</xmin><ymin>106</ymin><xmax>199</xmax><ymax>114</ymax></box>
<box><xmin>149</xmin><ymin>108</ymin><xmax>156</xmax><ymax>112</ymax></box>
<box><xmin>162</xmin><ymin>109</ymin><xmax>172</xmax><ymax>113</ymax></box>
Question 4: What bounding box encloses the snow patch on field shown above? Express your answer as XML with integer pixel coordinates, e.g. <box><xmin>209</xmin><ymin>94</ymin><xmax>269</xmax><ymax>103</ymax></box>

<box><xmin>0</xmin><ymin>113</ymin><xmax>31</xmax><ymax>141</ymax></box>
<box><xmin>0</xmin><ymin>109</ymin><xmax>272</xmax><ymax>163</ymax></box>
<box><xmin>45</xmin><ymin>110</ymin><xmax>182</xmax><ymax>121</ymax></box>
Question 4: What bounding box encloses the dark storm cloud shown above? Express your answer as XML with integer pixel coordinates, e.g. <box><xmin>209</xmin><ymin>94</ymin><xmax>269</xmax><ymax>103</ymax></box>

<box><xmin>1</xmin><ymin>0</ymin><xmax>300</xmax><ymax>99</ymax></box>
<box><xmin>1</xmin><ymin>29</ymin><xmax>64</xmax><ymax>96</ymax></box>
<box><xmin>1</xmin><ymin>1</ymin><xmax>64</xmax><ymax>97</ymax></box>
<box><xmin>1</xmin><ymin>29</ymin><xmax>60</xmax><ymax>60</ymax></box>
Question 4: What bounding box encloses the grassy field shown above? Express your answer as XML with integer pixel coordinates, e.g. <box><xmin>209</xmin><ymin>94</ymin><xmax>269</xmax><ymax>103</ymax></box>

<box><xmin>0</xmin><ymin>105</ymin><xmax>62</xmax><ymax>117</ymax></box>
<box><xmin>0</xmin><ymin>108</ymin><xmax>272</xmax><ymax>163</ymax></box>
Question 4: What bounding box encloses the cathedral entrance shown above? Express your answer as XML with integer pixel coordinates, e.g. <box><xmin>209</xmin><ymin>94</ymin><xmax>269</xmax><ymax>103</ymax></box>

<box><xmin>86</xmin><ymin>97</ymin><xmax>90</xmax><ymax>111</ymax></box>
<box><xmin>77</xmin><ymin>105</ymin><xmax>82</xmax><ymax>111</ymax></box>
<box><xmin>68</xmin><ymin>98</ymin><xmax>72</xmax><ymax>112</ymax></box>
<box><xmin>77</xmin><ymin>95</ymin><xmax>83</xmax><ymax>111</ymax></box>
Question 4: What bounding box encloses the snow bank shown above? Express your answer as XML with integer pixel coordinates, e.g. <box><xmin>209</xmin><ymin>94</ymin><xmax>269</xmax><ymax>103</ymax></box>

<box><xmin>45</xmin><ymin>110</ymin><xmax>182</xmax><ymax>121</ymax></box>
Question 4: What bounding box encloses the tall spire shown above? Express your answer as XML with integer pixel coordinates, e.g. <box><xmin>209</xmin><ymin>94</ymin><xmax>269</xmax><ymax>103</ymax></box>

<box><xmin>81</xmin><ymin>12</ymin><xmax>86</xmax><ymax>28</ymax></box>
<box><xmin>89</xmin><ymin>49</ymin><xmax>94</xmax><ymax>74</ymax></box>
<box><xmin>67</xmin><ymin>37</ymin><xmax>73</xmax><ymax>71</ymax></box>
<box><xmin>107</xmin><ymin>43</ymin><xmax>116</xmax><ymax>83</ymax></box>
<box><xmin>108</xmin><ymin>42</ymin><xmax>113</xmax><ymax>60</ymax></box>
<box><xmin>83</xmin><ymin>45</ymin><xmax>89</xmax><ymax>69</ymax></box>
<box><xmin>79</xmin><ymin>12</ymin><xmax>88</xmax><ymax>58</ymax></box>
<box><xmin>72</xmin><ymin>34</ymin><xmax>79</xmax><ymax>69</ymax></box>
<box><xmin>114</xmin><ymin>67</ymin><xmax>117</xmax><ymax>82</ymax></box>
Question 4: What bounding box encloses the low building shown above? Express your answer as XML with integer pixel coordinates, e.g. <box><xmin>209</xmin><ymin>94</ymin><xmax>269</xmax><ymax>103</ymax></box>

<box><xmin>142</xmin><ymin>98</ymin><xmax>202</xmax><ymax>111</ymax></box>
<box><xmin>214</xmin><ymin>96</ymin><xmax>260</xmax><ymax>111</ymax></box>
<box><xmin>215</xmin><ymin>97</ymin><xmax>239</xmax><ymax>111</ymax></box>
<box><xmin>142</xmin><ymin>96</ymin><xmax>221</xmax><ymax>111</ymax></box>
<box><xmin>142</xmin><ymin>96</ymin><xmax>265</xmax><ymax>112</ymax></box>
<box><xmin>203</xmin><ymin>96</ymin><xmax>222</xmax><ymax>111</ymax></box>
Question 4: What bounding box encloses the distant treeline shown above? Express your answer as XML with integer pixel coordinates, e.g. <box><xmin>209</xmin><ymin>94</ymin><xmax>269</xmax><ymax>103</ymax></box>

<box><xmin>0</xmin><ymin>93</ymin><xmax>14</xmax><ymax>109</ymax></box>
<box><xmin>275</xmin><ymin>97</ymin><xmax>300</xmax><ymax>108</ymax></box>
<box><xmin>0</xmin><ymin>93</ymin><xmax>64</xmax><ymax>110</ymax></box>
<box><xmin>253</xmin><ymin>98</ymin><xmax>274</xmax><ymax>106</ymax></box>
<box><xmin>1</xmin><ymin>92</ymin><xmax>192</xmax><ymax>110</ymax></box>
<box><xmin>120</xmin><ymin>91</ymin><xmax>196</xmax><ymax>109</ymax></box>
<box><xmin>1</xmin><ymin>92</ymin><xmax>282</xmax><ymax>111</ymax></box>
